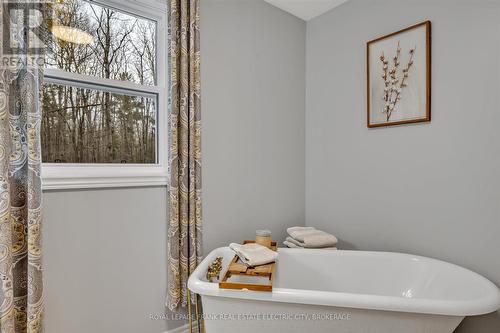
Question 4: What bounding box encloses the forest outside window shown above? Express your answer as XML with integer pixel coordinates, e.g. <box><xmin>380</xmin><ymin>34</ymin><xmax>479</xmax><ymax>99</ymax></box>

<box><xmin>42</xmin><ymin>0</ymin><xmax>168</xmax><ymax>189</ymax></box>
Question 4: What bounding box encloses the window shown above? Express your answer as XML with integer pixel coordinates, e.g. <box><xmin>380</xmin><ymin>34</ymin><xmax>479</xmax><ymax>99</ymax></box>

<box><xmin>42</xmin><ymin>0</ymin><xmax>168</xmax><ymax>189</ymax></box>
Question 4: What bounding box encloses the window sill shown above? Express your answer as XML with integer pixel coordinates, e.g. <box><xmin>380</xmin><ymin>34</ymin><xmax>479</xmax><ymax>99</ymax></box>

<box><xmin>42</xmin><ymin>175</ymin><xmax>168</xmax><ymax>190</ymax></box>
<box><xmin>42</xmin><ymin>164</ymin><xmax>168</xmax><ymax>190</ymax></box>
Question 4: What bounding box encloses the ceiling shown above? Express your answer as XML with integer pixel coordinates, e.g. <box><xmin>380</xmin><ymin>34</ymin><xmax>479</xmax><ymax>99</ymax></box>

<box><xmin>263</xmin><ymin>0</ymin><xmax>350</xmax><ymax>21</ymax></box>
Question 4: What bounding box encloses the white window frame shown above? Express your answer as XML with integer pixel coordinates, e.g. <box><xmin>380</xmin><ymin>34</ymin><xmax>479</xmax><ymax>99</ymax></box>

<box><xmin>42</xmin><ymin>0</ymin><xmax>169</xmax><ymax>190</ymax></box>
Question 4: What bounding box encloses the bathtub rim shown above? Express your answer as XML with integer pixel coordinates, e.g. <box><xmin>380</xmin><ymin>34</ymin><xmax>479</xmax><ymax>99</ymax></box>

<box><xmin>188</xmin><ymin>247</ymin><xmax>500</xmax><ymax>317</ymax></box>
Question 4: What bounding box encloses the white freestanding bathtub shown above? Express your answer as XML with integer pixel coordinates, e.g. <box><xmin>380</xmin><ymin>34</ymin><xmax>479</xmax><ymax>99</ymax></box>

<box><xmin>188</xmin><ymin>247</ymin><xmax>500</xmax><ymax>333</ymax></box>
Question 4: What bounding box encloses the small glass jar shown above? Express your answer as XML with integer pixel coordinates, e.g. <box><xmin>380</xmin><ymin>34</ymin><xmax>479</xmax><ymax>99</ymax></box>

<box><xmin>255</xmin><ymin>229</ymin><xmax>272</xmax><ymax>249</ymax></box>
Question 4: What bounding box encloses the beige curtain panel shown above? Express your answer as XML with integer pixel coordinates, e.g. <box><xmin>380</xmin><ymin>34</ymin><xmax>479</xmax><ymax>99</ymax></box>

<box><xmin>167</xmin><ymin>0</ymin><xmax>203</xmax><ymax>312</ymax></box>
<box><xmin>0</xmin><ymin>3</ymin><xmax>45</xmax><ymax>332</ymax></box>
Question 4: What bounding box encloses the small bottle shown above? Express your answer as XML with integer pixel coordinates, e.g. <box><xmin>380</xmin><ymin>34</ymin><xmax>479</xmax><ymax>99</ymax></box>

<box><xmin>255</xmin><ymin>230</ymin><xmax>272</xmax><ymax>249</ymax></box>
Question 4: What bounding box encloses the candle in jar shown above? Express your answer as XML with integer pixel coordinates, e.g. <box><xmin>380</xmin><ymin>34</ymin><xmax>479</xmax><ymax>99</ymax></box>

<box><xmin>255</xmin><ymin>229</ymin><xmax>272</xmax><ymax>248</ymax></box>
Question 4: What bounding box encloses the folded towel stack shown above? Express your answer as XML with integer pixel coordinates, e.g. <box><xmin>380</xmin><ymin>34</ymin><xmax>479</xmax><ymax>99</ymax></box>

<box><xmin>283</xmin><ymin>226</ymin><xmax>338</xmax><ymax>250</ymax></box>
<box><xmin>229</xmin><ymin>243</ymin><xmax>278</xmax><ymax>266</ymax></box>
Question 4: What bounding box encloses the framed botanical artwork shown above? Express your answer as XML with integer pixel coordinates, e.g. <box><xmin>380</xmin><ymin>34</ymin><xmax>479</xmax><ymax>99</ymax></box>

<box><xmin>366</xmin><ymin>21</ymin><xmax>431</xmax><ymax>128</ymax></box>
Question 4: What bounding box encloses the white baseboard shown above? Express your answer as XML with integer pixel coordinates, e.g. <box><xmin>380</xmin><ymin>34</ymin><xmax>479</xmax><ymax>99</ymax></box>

<box><xmin>165</xmin><ymin>321</ymin><xmax>199</xmax><ymax>333</ymax></box>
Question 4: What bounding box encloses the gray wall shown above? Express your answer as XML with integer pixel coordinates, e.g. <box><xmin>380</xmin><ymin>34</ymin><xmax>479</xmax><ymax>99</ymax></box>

<box><xmin>43</xmin><ymin>1</ymin><xmax>306</xmax><ymax>332</ymax></box>
<box><xmin>43</xmin><ymin>187</ymin><xmax>180</xmax><ymax>333</ymax></box>
<box><xmin>201</xmin><ymin>0</ymin><xmax>306</xmax><ymax>253</ymax></box>
<box><xmin>305</xmin><ymin>0</ymin><xmax>500</xmax><ymax>332</ymax></box>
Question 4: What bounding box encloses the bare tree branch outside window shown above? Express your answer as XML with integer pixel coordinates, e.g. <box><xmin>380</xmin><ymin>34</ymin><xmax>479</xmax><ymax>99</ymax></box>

<box><xmin>43</xmin><ymin>0</ymin><xmax>157</xmax><ymax>163</ymax></box>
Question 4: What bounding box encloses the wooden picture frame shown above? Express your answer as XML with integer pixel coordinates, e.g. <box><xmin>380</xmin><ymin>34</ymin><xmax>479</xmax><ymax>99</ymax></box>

<box><xmin>366</xmin><ymin>21</ymin><xmax>431</xmax><ymax>128</ymax></box>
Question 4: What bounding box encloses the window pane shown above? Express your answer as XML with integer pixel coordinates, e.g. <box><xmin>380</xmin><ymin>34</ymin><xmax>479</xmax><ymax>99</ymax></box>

<box><xmin>42</xmin><ymin>83</ymin><xmax>157</xmax><ymax>164</ymax></box>
<box><xmin>46</xmin><ymin>0</ymin><xmax>157</xmax><ymax>86</ymax></box>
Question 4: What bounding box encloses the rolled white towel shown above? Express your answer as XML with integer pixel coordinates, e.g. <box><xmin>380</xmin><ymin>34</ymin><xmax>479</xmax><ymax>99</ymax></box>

<box><xmin>287</xmin><ymin>227</ymin><xmax>338</xmax><ymax>248</ymax></box>
<box><xmin>287</xmin><ymin>227</ymin><xmax>315</xmax><ymax>238</ymax></box>
<box><xmin>283</xmin><ymin>240</ymin><xmax>302</xmax><ymax>248</ymax></box>
<box><xmin>229</xmin><ymin>243</ymin><xmax>278</xmax><ymax>267</ymax></box>
<box><xmin>285</xmin><ymin>236</ymin><xmax>306</xmax><ymax>247</ymax></box>
<box><xmin>284</xmin><ymin>238</ymin><xmax>337</xmax><ymax>250</ymax></box>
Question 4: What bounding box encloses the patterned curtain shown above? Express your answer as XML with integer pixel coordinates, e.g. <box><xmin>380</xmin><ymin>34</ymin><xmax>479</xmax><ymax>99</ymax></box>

<box><xmin>167</xmin><ymin>0</ymin><xmax>202</xmax><ymax>311</ymax></box>
<box><xmin>0</xmin><ymin>1</ymin><xmax>45</xmax><ymax>332</ymax></box>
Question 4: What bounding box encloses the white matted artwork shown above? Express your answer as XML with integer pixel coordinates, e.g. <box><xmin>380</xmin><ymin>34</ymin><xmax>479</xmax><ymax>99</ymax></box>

<box><xmin>367</xmin><ymin>21</ymin><xmax>431</xmax><ymax>128</ymax></box>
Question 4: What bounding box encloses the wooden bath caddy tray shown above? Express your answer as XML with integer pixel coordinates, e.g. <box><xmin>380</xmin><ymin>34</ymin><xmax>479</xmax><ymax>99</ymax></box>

<box><xmin>219</xmin><ymin>240</ymin><xmax>277</xmax><ymax>292</ymax></box>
